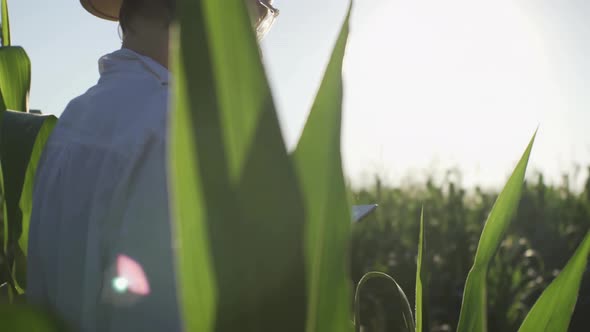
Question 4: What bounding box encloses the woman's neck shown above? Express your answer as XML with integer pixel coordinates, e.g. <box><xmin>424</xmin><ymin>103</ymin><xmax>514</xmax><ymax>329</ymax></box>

<box><xmin>121</xmin><ymin>18</ymin><xmax>170</xmax><ymax>69</ymax></box>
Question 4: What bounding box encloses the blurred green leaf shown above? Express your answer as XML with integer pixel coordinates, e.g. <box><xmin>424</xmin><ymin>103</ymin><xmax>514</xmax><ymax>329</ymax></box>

<box><xmin>168</xmin><ymin>50</ymin><xmax>216</xmax><ymax>332</ymax></box>
<box><xmin>1</xmin><ymin>0</ymin><xmax>9</xmax><ymax>47</ymax></box>
<box><xmin>456</xmin><ymin>131</ymin><xmax>536</xmax><ymax>332</ymax></box>
<box><xmin>18</xmin><ymin>116</ymin><xmax>57</xmax><ymax>256</ymax></box>
<box><xmin>291</xmin><ymin>4</ymin><xmax>352</xmax><ymax>332</ymax></box>
<box><xmin>1</xmin><ymin>164</ymin><xmax>10</xmax><ymax>298</ymax></box>
<box><xmin>0</xmin><ymin>111</ymin><xmax>56</xmax><ymax>292</ymax></box>
<box><xmin>1</xmin><ymin>160</ymin><xmax>7</xmax><ymax>253</ymax></box>
<box><xmin>0</xmin><ymin>281</ymin><xmax>9</xmax><ymax>298</ymax></box>
<box><xmin>170</xmin><ymin>0</ymin><xmax>306</xmax><ymax>331</ymax></box>
<box><xmin>201</xmin><ymin>0</ymin><xmax>272</xmax><ymax>181</ymax></box>
<box><xmin>11</xmin><ymin>245</ymin><xmax>24</xmax><ymax>292</ymax></box>
<box><xmin>518</xmin><ymin>231</ymin><xmax>590</xmax><ymax>332</ymax></box>
<box><xmin>0</xmin><ymin>46</ymin><xmax>30</xmax><ymax>112</ymax></box>
<box><xmin>415</xmin><ymin>208</ymin><xmax>425</xmax><ymax>332</ymax></box>
<box><xmin>0</xmin><ymin>304</ymin><xmax>68</xmax><ymax>331</ymax></box>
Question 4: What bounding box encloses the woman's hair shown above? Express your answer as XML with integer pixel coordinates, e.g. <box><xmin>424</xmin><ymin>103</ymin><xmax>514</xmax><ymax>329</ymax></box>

<box><xmin>119</xmin><ymin>0</ymin><xmax>176</xmax><ymax>33</ymax></box>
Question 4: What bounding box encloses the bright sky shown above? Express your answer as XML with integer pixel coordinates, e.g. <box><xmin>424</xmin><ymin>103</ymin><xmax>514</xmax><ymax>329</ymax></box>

<box><xmin>9</xmin><ymin>0</ymin><xmax>590</xmax><ymax>189</ymax></box>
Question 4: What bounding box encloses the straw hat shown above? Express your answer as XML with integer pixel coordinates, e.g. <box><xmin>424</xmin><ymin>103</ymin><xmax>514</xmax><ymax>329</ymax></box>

<box><xmin>79</xmin><ymin>0</ymin><xmax>279</xmax><ymax>36</ymax></box>
<box><xmin>80</xmin><ymin>0</ymin><xmax>122</xmax><ymax>21</ymax></box>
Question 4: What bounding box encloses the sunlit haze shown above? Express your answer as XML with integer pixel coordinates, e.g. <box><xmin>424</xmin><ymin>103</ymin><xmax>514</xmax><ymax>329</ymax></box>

<box><xmin>11</xmin><ymin>0</ymin><xmax>590</xmax><ymax>189</ymax></box>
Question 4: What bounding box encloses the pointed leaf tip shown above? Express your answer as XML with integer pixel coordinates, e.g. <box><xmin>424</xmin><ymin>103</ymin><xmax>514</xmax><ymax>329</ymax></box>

<box><xmin>457</xmin><ymin>131</ymin><xmax>537</xmax><ymax>332</ymax></box>
<box><xmin>1</xmin><ymin>0</ymin><xmax>11</xmax><ymax>46</ymax></box>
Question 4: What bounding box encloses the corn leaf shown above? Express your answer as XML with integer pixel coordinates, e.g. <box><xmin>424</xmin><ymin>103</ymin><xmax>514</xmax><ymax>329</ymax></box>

<box><xmin>291</xmin><ymin>4</ymin><xmax>352</xmax><ymax>332</ymax></box>
<box><xmin>1</xmin><ymin>0</ymin><xmax>9</xmax><ymax>47</ymax></box>
<box><xmin>0</xmin><ymin>47</ymin><xmax>30</xmax><ymax>112</ymax></box>
<box><xmin>0</xmin><ymin>111</ymin><xmax>53</xmax><ymax>252</ymax></box>
<box><xmin>0</xmin><ymin>304</ymin><xmax>67</xmax><ymax>331</ymax></box>
<box><xmin>201</xmin><ymin>0</ymin><xmax>272</xmax><ymax>181</ymax></box>
<box><xmin>170</xmin><ymin>0</ymin><xmax>306</xmax><ymax>331</ymax></box>
<box><xmin>169</xmin><ymin>35</ymin><xmax>216</xmax><ymax>331</ymax></box>
<box><xmin>10</xmin><ymin>245</ymin><xmax>24</xmax><ymax>293</ymax></box>
<box><xmin>1</xmin><ymin>160</ymin><xmax>7</xmax><ymax>253</ymax></box>
<box><xmin>456</xmin><ymin>131</ymin><xmax>536</xmax><ymax>332</ymax></box>
<box><xmin>0</xmin><ymin>98</ymin><xmax>5</xmax><ymax>257</ymax></box>
<box><xmin>415</xmin><ymin>207</ymin><xmax>425</xmax><ymax>332</ymax></box>
<box><xmin>517</xmin><ymin>231</ymin><xmax>590</xmax><ymax>332</ymax></box>
<box><xmin>0</xmin><ymin>111</ymin><xmax>55</xmax><ymax>293</ymax></box>
<box><xmin>354</xmin><ymin>271</ymin><xmax>415</xmax><ymax>332</ymax></box>
<box><xmin>0</xmin><ymin>281</ymin><xmax>9</xmax><ymax>298</ymax></box>
<box><xmin>18</xmin><ymin>116</ymin><xmax>57</xmax><ymax>256</ymax></box>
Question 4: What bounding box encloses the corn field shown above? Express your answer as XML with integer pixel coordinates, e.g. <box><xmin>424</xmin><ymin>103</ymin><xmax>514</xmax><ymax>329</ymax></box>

<box><xmin>352</xmin><ymin>169</ymin><xmax>590</xmax><ymax>331</ymax></box>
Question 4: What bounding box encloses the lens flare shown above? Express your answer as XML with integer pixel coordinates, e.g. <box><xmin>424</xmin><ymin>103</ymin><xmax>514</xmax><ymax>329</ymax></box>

<box><xmin>116</xmin><ymin>254</ymin><xmax>151</xmax><ymax>296</ymax></box>
<box><xmin>112</xmin><ymin>276</ymin><xmax>129</xmax><ymax>293</ymax></box>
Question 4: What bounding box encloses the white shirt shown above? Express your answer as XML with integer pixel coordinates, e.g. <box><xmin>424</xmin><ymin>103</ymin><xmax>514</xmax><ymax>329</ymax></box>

<box><xmin>27</xmin><ymin>49</ymin><xmax>181</xmax><ymax>331</ymax></box>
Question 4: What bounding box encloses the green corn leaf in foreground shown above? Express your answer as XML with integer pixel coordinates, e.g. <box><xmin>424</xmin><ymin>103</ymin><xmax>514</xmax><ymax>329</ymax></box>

<box><xmin>0</xmin><ymin>107</ymin><xmax>4</xmax><ymax>249</ymax></box>
<box><xmin>0</xmin><ymin>111</ymin><xmax>56</xmax><ymax>292</ymax></box>
<box><xmin>18</xmin><ymin>116</ymin><xmax>57</xmax><ymax>256</ymax></box>
<box><xmin>201</xmin><ymin>0</ymin><xmax>273</xmax><ymax>181</ymax></box>
<box><xmin>169</xmin><ymin>28</ymin><xmax>215</xmax><ymax>332</ymax></box>
<box><xmin>518</xmin><ymin>231</ymin><xmax>590</xmax><ymax>332</ymax></box>
<box><xmin>1</xmin><ymin>0</ymin><xmax>10</xmax><ymax>47</ymax></box>
<box><xmin>1</xmin><ymin>159</ymin><xmax>7</xmax><ymax>254</ymax></box>
<box><xmin>415</xmin><ymin>208</ymin><xmax>425</xmax><ymax>332</ymax></box>
<box><xmin>0</xmin><ymin>47</ymin><xmax>30</xmax><ymax>112</ymax></box>
<box><xmin>0</xmin><ymin>304</ymin><xmax>67</xmax><ymax>332</ymax></box>
<box><xmin>456</xmin><ymin>131</ymin><xmax>536</xmax><ymax>332</ymax></box>
<box><xmin>292</xmin><ymin>4</ymin><xmax>352</xmax><ymax>332</ymax></box>
<box><xmin>200</xmin><ymin>10</ymin><xmax>308</xmax><ymax>318</ymax></box>
<box><xmin>169</xmin><ymin>37</ymin><xmax>215</xmax><ymax>332</ymax></box>
<box><xmin>1</xmin><ymin>111</ymin><xmax>55</xmax><ymax>251</ymax></box>
<box><xmin>170</xmin><ymin>0</ymin><xmax>307</xmax><ymax>331</ymax></box>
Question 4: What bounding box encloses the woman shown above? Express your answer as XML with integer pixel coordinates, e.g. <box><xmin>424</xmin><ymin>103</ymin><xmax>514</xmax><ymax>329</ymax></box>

<box><xmin>26</xmin><ymin>1</ymin><xmax>278</xmax><ymax>331</ymax></box>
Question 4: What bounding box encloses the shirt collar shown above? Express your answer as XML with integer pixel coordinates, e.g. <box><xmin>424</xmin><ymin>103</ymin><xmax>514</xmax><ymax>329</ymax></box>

<box><xmin>98</xmin><ymin>48</ymin><xmax>170</xmax><ymax>85</ymax></box>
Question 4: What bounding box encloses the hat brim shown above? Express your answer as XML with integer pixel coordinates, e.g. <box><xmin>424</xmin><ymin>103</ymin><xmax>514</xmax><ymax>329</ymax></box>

<box><xmin>80</xmin><ymin>0</ymin><xmax>121</xmax><ymax>21</ymax></box>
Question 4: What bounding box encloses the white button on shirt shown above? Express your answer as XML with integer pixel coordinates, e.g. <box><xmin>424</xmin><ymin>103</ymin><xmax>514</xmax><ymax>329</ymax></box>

<box><xmin>27</xmin><ymin>49</ymin><xmax>181</xmax><ymax>331</ymax></box>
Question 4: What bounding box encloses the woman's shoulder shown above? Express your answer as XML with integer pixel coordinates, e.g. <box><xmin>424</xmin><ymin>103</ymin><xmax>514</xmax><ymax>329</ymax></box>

<box><xmin>54</xmin><ymin>79</ymin><xmax>169</xmax><ymax>157</ymax></box>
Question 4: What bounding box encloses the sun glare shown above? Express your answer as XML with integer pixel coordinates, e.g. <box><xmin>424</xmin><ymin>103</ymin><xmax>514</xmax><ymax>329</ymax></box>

<box><xmin>343</xmin><ymin>0</ymin><xmax>565</xmax><ymax>188</ymax></box>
